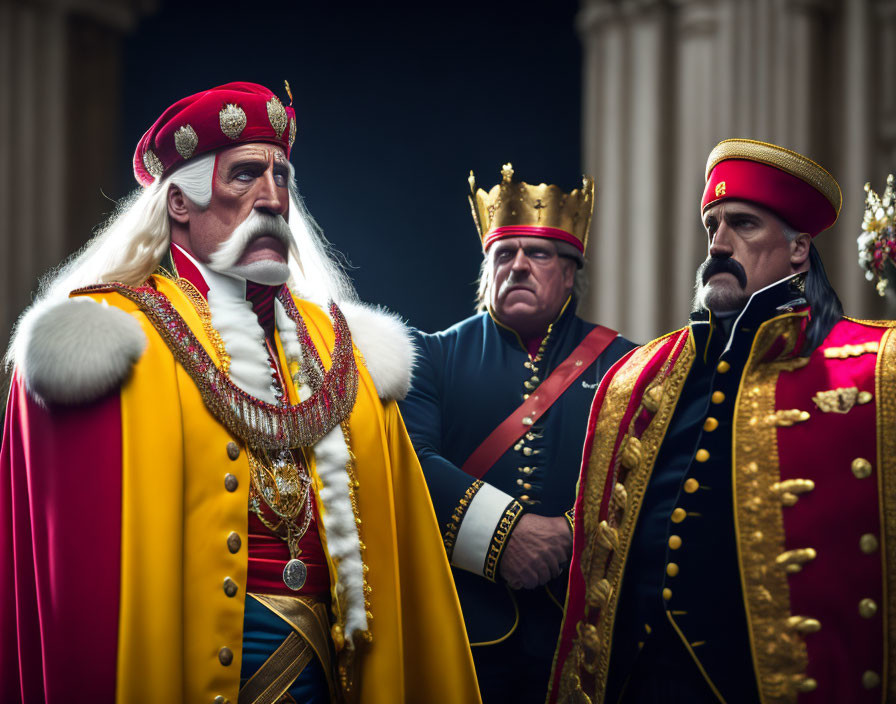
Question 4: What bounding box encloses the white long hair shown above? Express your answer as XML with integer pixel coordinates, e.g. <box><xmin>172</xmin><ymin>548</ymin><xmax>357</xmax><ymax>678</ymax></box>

<box><xmin>35</xmin><ymin>153</ymin><xmax>357</xmax><ymax>306</ymax></box>
<box><xmin>6</xmin><ymin>152</ymin><xmax>357</xmax><ymax>368</ymax></box>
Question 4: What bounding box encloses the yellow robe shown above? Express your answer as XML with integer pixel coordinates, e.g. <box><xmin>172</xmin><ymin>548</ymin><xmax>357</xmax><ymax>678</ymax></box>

<box><xmin>77</xmin><ymin>276</ymin><xmax>480</xmax><ymax>704</ymax></box>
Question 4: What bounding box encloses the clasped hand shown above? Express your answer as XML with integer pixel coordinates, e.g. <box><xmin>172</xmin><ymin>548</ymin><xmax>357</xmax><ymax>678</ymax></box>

<box><xmin>498</xmin><ymin>513</ymin><xmax>572</xmax><ymax>590</ymax></box>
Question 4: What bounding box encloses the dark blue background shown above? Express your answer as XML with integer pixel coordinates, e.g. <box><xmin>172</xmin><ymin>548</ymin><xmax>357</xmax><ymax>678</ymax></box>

<box><xmin>121</xmin><ymin>0</ymin><xmax>582</xmax><ymax>332</ymax></box>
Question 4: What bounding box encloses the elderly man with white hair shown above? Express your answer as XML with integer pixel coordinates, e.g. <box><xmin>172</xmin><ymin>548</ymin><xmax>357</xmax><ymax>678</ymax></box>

<box><xmin>0</xmin><ymin>82</ymin><xmax>479</xmax><ymax>704</ymax></box>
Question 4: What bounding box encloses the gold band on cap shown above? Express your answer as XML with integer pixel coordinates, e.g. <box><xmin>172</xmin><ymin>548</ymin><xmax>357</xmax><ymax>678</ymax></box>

<box><xmin>705</xmin><ymin>138</ymin><xmax>842</xmax><ymax>214</ymax></box>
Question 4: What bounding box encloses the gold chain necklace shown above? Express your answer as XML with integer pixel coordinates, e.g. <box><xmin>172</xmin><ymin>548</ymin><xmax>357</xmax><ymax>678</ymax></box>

<box><xmin>173</xmin><ymin>277</ymin><xmax>320</xmax><ymax>590</ymax></box>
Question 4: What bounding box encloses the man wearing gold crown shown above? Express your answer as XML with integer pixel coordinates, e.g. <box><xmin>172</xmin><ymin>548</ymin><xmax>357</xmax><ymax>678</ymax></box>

<box><xmin>399</xmin><ymin>164</ymin><xmax>635</xmax><ymax>703</ymax></box>
<box><xmin>549</xmin><ymin>139</ymin><xmax>896</xmax><ymax>704</ymax></box>
<box><xmin>0</xmin><ymin>82</ymin><xmax>479</xmax><ymax>704</ymax></box>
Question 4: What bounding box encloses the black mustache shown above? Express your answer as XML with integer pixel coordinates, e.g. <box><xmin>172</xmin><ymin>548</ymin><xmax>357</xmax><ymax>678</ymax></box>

<box><xmin>699</xmin><ymin>256</ymin><xmax>747</xmax><ymax>289</ymax></box>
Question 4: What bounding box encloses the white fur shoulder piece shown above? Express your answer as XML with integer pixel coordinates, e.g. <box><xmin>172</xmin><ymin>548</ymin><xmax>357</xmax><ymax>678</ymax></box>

<box><xmin>338</xmin><ymin>301</ymin><xmax>415</xmax><ymax>401</ymax></box>
<box><xmin>13</xmin><ymin>297</ymin><xmax>147</xmax><ymax>406</ymax></box>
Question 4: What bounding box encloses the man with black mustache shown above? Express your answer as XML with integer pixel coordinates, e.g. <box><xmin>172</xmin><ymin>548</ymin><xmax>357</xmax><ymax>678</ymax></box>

<box><xmin>550</xmin><ymin>139</ymin><xmax>896</xmax><ymax>704</ymax></box>
<box><xmin>399</xmin><ymin>164</ymin><xmax>635</xmax><ymax>703</ymax></box>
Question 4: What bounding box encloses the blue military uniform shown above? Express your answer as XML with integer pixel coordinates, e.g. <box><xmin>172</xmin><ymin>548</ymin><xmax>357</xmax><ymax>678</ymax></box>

<box><xmin>607</xmin><ymin>279</ymin><xmax>803</xmax><ymax>703</ymax></box>
<box><xmin>400</xmin><ymin>299</ymin><xmax>635</xmax><ymax>699</ymax></box>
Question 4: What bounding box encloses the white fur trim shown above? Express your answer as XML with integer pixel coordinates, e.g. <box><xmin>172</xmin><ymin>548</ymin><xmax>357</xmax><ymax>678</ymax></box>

<box><xmin>274</xmin><ymin>300</ymin><xmax>318</xmax><ymax>403</ymax></box>
<box><xmin>13</xmin><ymin>297</ymin><xmax>147</xmax><ymax>405</ymax></box>
<box><xmin>312</xmin><ymin>424</ymin><xmax>368</xmax><ymax>643</ymax></box>
<box><xmin>339</xmin><ymin>301</ymin><xmax>415</xmax><ymax>401</ymax></box>
<box><xmin>207</xmin><ymin>284</ymin><xmax>278</xmax><ymax>405</ymax></box>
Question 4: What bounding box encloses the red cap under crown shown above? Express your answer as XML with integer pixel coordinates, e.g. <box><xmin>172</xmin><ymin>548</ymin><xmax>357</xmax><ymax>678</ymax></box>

<box><xmin>701</xmin><ymin>139</ymin><xmax>841</xmax><ymax>238</ymax></box>
<box><xmin>133</xmin><ymin>81</ymin><xmax>296</xmax><ymax>187</ymax></box>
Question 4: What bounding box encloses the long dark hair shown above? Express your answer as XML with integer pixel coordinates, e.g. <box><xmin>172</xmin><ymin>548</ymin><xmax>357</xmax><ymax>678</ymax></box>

<box><xmin>802</xmin><ymin>243</ymin><xmax>843</xmax><ymax>356</ymax></box>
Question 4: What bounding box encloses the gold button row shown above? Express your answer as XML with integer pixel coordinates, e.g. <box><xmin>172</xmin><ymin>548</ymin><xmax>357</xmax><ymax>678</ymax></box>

<box><xmin>860</xmin><ymin>534</ymin><xmax>879</xmax><ymax>554</ymax></box>
<box><xmin>695</xmin><ymin>449</ymin><xmax>710</xmax><ymax>463</ymax></box>
<box><xmin>859</xmin><ymin>598</ymin><xmax>878</xmax><ymax>619</ymax></box>
<box><xmin>863</xmin><ymin>670</ymin><xmax>881</xmax><ymax>689</ymax></box>
<box><xmin>703</xmin><ymin>417</ymin><xmax>718</xmax><ymax>432</ymax></box>
<box><xmin>852</xmin><ymin>457</ymin><xmax>872</xmax><ymax>479</ymax></box>
<box><xmin>711</xmin><ymin>390</ymin><xmax>725</xmax><ymax>404</ymax></box>
<box><xmin>217</xmin><ymin>442</ymin><xmax>241</xmax><ymax>689</ymax></box>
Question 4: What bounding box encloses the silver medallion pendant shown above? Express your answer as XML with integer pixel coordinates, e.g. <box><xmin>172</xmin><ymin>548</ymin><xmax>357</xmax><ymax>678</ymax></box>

<box><xmin>283</xmin><ymin>558</ymin><xmax>307</xmax><ymax>591</ymax></box>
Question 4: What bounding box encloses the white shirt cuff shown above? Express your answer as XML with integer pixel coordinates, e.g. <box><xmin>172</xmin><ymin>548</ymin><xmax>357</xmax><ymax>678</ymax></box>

<box><xmin>452</xmin><ymin>483</ymin><xmax>517</xmax><ymax>577</ymax></box>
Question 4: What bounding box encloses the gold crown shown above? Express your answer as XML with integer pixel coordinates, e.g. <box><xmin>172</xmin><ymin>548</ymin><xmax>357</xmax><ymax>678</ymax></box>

<box><xmin>858</xmin><ymin>174</ymin><xmax>896</xmax><ymax>296</ymax></box>
<box><xmin>468</xmin><ymin>163</ymin><xmax>595</xmax><ymax>253</ymax></box>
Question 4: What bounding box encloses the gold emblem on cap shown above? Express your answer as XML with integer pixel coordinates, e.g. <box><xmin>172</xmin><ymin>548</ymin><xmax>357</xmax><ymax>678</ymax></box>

<box><xmin>288</xmin><ymin>116</ymin><xmax>296</xmax><ymax>148</ymax></box>
<box><xmin>219</xmin><ymin>103</ymin><xmax>247</xmax><ymax>140</ymax></box>
<box><xmin>705</xmin><ymin>138</ymin><xmax>842</xmax><ymax>215</ymax></box>
<box><xmin>174</xmin><ymin>124</ymin><xmax>198</xmax><ymax>159</ymax></box>
<box><xmin>266</xmin><ymin>97</ymin><xmax>288</xmax><ymax>139</ymax></box>
<box><xmin>142</xmin><ymin>149</ymin><xmax>164</xmax><ymax>179</ymax></box>
<box><xmin>715</xmin><ymin>181</ymin><xmax>726</xmax><ymax>197</ymax></box>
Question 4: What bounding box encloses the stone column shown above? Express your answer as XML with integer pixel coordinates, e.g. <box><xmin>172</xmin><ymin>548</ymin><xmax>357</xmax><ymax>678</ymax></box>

<box><xmin>0</xmin><ymin>0</ymin><xmax>154</xmax><ymax>363</ymax></box>
<box><xmin>579</xmin><ymin>0</ymin><xmax>895</xmax><ymax>342</ymax></box>
<box><xmin>579</xmin><ymin>0</ymin><xmax>628</xmax><ymax>332</ymax></box>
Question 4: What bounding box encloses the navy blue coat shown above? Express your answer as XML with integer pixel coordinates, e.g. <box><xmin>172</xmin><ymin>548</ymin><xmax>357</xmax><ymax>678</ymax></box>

<box><xmin>399</xmin><ymin>302</ymin><xmax>635</xmax><ymax>646</ymax></box>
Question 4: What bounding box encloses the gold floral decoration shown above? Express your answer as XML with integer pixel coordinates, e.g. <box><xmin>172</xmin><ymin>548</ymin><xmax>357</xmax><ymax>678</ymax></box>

<box><xmin>267</xmin><ymin>96</ymin><xmax>288</xmax><ymax>138</ymax></box>
<box><xmin>142</xmin><ymin>149</ymin><xmax>164</xmax><ymax>179</ymax></box>
<box><xmin>174</xmin><ymin>124</ymin><xmax>199</xmax><ymax>159</ymax></box>
<box><xmin>219</xmin><ymin>103</ymin><xmax>247</xmax><ymax>140</ymax></box>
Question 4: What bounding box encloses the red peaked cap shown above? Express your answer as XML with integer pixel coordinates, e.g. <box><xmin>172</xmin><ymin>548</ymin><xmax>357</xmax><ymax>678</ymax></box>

<box><xmin>701</xmin><ymin>139</ymin><xmax>842</xmax><ymax>238</ymax></box>
<box><xmin>133</xmin><ymin>81</ymin><xmax>296</xmax><ymax>187</ymax></box>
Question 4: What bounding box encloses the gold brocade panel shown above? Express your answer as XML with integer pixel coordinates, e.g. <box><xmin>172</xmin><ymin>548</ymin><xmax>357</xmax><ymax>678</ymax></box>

<box><xmin>732</xmin><ymin>313</ymin><xmax>811</xmax><ymax>703</ymax></box>
<box><xmin>557</xmin><ymin>329</ymin><xmax>695</xmax><ymax>703</ymax></box>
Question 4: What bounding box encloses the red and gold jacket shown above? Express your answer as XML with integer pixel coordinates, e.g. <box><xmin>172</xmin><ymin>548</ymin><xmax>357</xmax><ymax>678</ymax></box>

<box><xmin>550</xmin><ymin>283</ymin><xmax>896</xmax><ymax>704</ymax></box>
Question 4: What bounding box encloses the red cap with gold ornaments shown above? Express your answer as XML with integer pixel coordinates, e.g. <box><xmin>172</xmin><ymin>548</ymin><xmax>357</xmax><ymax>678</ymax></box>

<box><xmin>133</xmin><ymin>81</ymin><xmax>296</xmax><ymax>187</ymax></box>
<box><xmin>702</xmin><ymin>138</ymin><xmax>842</xmax><ymax>238</ymax></box>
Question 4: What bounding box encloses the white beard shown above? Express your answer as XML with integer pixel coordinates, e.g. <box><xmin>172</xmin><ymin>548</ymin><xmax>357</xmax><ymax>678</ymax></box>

<box><xmin>226</xmin><ymin>259</ymin><xmax>290</xmax><ymax>285</ymax></box>
<box><xmin>207</xmin><ymin>210</ymin><xmax>293</xmax><ymax>285</ymax></box>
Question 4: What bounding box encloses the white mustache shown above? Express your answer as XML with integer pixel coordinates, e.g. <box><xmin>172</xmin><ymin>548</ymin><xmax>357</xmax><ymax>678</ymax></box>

<box><xmin>207</xmin><ymin>210</ymin><xmax>293</xmax><ymax>272</ymax></box>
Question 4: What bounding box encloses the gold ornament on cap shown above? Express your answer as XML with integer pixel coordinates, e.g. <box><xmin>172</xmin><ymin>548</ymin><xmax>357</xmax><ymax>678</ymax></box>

<box><xmin>267</xmin><ymin>97</ymin><xmax>288</xmax><ymax>139</ymax></box>
<box><xmin>288</xmin><ymin>116</ymin><xmax>296</xmax><ymax>148</ymax></box>
<box><xmin>143</xmin><ymin>149</ymin><xmax>164</xmax><ymax>179</ymax></box>
<box><xmin>174</xmin><ymin>124</ymin><xmax>199</xmax><ymax>159</ymax></box>
<box><xmin>858</xmin><ymin>174</ymin><xmax>896</xmax><ymax>296</ymax></box>
<box><xmin>468</xmin><ymin>162</ymin><xmax>595</xmax><ymax>253</ymax></box>
<box><xmin>284</xmin><ymin>79</ymin><xmax>294</xmax><ymax>106</ymax></box>
<box><xmin>219</xmin><ymin>103</ymin><xmax>247</xmax><ymax>140</ymax></box>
